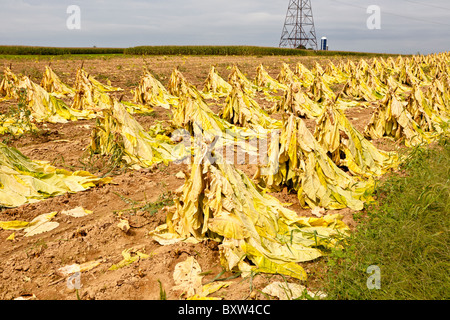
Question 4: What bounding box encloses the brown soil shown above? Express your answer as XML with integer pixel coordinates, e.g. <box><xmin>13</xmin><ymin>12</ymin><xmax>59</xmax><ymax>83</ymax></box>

<box><xmin>0</xmin><ymin>55</ymin><xmax>399</xmax><ymax>300</ymax></box>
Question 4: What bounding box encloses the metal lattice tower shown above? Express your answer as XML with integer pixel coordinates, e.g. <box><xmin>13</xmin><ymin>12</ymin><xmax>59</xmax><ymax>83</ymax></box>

<box><xmin>279</xmin><ymin>0</ymin><xmax>318</xmax><ymax>50</ymax></box>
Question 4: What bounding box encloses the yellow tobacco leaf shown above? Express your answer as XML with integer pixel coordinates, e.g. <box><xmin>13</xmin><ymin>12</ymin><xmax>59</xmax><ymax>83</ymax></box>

<box><xmin>202</xmin><ymin>66</ymin><xmax>233</xmax><ymax>99</ymax></box>
<box><xmin>109</xmin><ymin>248</ymin><xmax>149</xmax><ymax>270</ymax></box>
<box><xmin>0</xmin><ymin>221</ymin><xmax>29</xmax><ymax>230</ymax></box>
<box><xmin>61</xmin><ymin>207</ymin><xmax>93</xmax><ymax>218</ymax></box>
<box><xmin>23</xmin><ymin>212</ymin><xmax>59</xmax><ymax>237</ymax></box>
<box><xmin>262</xmin><ymin>281</ymin><xmax>308</xmax><ymax>300</ymax></box>
<box><xmin>150</xmin><ymin>143</ymin><xmax>348</xmax><ymax>280</ymax></box>
<box><xmin>172</xmin><ymin>256</ymin><xmax>203</xmax><ymax>298</ymax></box>
<box><xmin>57</xmin><ymin>259</ymin><xmax>102</xmax><ymax>276</ymax></box>
<box><xmin>188</xmin><ymin>281</ymin><xmax>230</xmax><ymax>300</ymax></box>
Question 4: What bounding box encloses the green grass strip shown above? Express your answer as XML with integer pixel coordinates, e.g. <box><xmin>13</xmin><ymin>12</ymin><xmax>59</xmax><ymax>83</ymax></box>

<box><xmin>324</xmin><ymin>137</ymin><xmax>450</xmax><ymax>300</ymax></box>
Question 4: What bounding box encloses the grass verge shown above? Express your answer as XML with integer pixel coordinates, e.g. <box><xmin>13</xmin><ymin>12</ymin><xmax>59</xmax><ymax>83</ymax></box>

<box><xmin>323</xmin><ymin>137</ymin><xmax>449</xmax><ymax>300</ymax></box>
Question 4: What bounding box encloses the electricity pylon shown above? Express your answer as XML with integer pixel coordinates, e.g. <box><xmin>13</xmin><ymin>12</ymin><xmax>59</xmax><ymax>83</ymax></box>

<box><xmin>279</xmin><ymin>0</ymin><xmax>318</xmax><ymax>50</ymax></box>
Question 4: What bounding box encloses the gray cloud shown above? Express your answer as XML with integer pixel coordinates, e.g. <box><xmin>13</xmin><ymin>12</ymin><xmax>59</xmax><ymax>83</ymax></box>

<box><xmin>0</xmin><ymin>0</ymin><xmax>448</xmax><ymax>54</ymax></box>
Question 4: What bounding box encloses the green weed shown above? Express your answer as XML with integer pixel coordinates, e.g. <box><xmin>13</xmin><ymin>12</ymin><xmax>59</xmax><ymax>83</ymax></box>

<box><xmin>0</xmin><ymin>87</ymin><xmax>40</xmax><ymax>137</ymax></box>
<box><xmin>158</xmin><ymin>279</ymin><xmax>167</xmax><ymax>300</ymax></box>
<box><xmin>114</xmin><ymin>191</ymin><xmax>174</xmax><ymax>216</ymax></box>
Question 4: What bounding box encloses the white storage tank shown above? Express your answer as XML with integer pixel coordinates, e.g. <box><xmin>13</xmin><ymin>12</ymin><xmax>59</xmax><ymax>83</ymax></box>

<box><xmin>321</xmin><ymin>37</ymin><xmax>328</xmax><ymax>51</ymax></box>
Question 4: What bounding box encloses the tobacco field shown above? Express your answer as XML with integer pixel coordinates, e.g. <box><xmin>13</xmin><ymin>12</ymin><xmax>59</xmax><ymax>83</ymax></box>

<box><xmin>0</xmin><ymin>52</ymin><xmax>448</xmax><ymax>300</ymax></box>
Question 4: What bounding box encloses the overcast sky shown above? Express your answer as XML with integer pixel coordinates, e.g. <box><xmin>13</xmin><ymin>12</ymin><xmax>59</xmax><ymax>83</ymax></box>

<box><xmin>0</xmin><ymin>0</ymin><xmax>449</xmax><ymax>54</ymax></box>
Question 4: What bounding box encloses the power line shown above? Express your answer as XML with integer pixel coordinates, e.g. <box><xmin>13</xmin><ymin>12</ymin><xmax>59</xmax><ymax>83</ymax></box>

<box><xmin>331</xmin><ymin>0</ymin><xmax>450</xmax><ymax>27</ymax></box>
<box><xmin>401</xmin><ymin>0</ymin><xmax>450</xmax><ymax>12</ymax></box>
